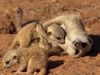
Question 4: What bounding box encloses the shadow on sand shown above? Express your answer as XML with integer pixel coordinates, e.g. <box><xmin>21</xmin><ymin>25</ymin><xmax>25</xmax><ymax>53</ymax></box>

<box><xmin>88</xmin><ymin>35</ymin><xmax>100</xmax><ymax>57</ymax></box>
<box><xmin>47</xmin><ymin>60</ymin><xmax>64</xmax><ymax>74</ymax></box>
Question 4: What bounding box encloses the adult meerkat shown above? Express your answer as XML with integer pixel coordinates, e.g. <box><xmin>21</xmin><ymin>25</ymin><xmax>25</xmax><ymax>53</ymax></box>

<box><xmin>43</xmin><ymin>14</ymin><xmax>93</xmax><ymax>57</ymax></box>
<box><xmin>3</xmin><ymin>43</ymin><xmax>48</xmax><ymax>75</ymax></box>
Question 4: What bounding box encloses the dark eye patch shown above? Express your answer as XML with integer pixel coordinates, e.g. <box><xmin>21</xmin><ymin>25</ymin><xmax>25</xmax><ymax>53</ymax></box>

<box><xmin>81</xmin><ymin>43</ymin><xmax>87</xmax><ymax>48</ymax></box>
<box><xmin>56</xmin><ymin>37</ymin><xmax>62</xmax><ymax>40</ymax></box>
<box><xmin>13</xmin><ymin>56</ymin><xmax>17</xmax><ymax>60</ymax></box>
<box><xmin>6</xmin><ymin>61</ymin><xmax>10</xmax><ymax>64</ymax></box>
<box><xmin>48</xmin><ymin>32</ymin><xmax>52</xmax><ymax>35</ymax></box>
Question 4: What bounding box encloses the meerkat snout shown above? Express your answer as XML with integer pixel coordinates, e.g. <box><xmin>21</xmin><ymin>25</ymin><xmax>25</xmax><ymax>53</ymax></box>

<box><xmin>3</xmin><ymin>50</ymin><xmax>18</xmax><ymax>68</ymax></box>
<box><xmin>74</xmin><ymin>49</ymin><xmax>83</xmax><ymax>56</ymax></box>
<box><xmin>4</xmin><ymin>61</ymin><xmax>10</xmax><ymax>68</ymax></box>
<box><xmin>71</xmin><ymin>37</ymin><xmax>93</xmax><ymax>57</ymax></box>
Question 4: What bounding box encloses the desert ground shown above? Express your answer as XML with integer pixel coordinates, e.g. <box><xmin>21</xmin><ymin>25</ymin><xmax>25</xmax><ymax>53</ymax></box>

<box><xmin>0</xmin><ymin>0</ymin><xmax>100</xmax><ymax>75</ymax></box>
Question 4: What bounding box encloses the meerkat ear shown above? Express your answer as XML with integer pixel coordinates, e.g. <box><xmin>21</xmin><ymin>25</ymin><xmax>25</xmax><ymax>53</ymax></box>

<box><xmin>13</xmin><ymin>55</ymin><xmax>17</xmax><ymax>60</ymax></box>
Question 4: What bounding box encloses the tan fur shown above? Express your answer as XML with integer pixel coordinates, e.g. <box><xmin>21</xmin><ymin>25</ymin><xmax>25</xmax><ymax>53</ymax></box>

<box><xmin>3</xmin><ymin>43</ymin><xmax>47</xmax><ymax>75</ymax></box>
<box><xmin>59</xmin><ymin>36</ymin><xmax>92</xmax><ymax>57</ymax></box>
<box><xmin>36</xmin><ymin>23</ymin><xmax>66</xmax><ymax>47</ymax></box>
<box><xmin>43</xmin><ymin>14</ymin><xmax>93</xmax><ymax>57</ymax></box>
<box><xmin>36</xmin><ymin>24</ymin><xmax>63</xmax><ymax>56</ymax></box>
<box><xmin>9</xmin><ymin>23</ymin><xmax>39</xmax><ymax>49</ymax></box>
<box><xmin>47</xmin><ymin>24</ymin><xmax>65</xmax><ymax>44</ymax></box>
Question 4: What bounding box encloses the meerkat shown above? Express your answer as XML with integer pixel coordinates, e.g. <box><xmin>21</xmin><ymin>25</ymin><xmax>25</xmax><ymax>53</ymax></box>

<box><xmin>36</xmin><ymin>24</ymin><xmax>63</xmax><ymax>56</ymax></box>
<box><xmin>45</xmin><ymin>23</ymin><xmax>92</xmax><ymax>57</ymax></box>
<box><xmin>10</xmin><ymin>7</ymin><xmax>54</xmax><ymax>49</ymax></box>
<box><xmin>10</xmin><ymin>7</ymin><xmax>42</xmax><ymax>49</ymax></box>
<box><xmin>9</xmin><ymin>21</ymin><xmax>40</xmax><ymax>49</ymax></box>
<box><xmin>3</xmin><ymin>43</ymin><xmax>48</xmax><ymax>75</ymax></box>
<box><xmin>43</xmin><ymin>13</ymin><xmax>93</xmax><ymax>57</ymax></box>
<box><xmin>36</xmin><ymin>23</ymin><xmax>66</xmax><ymax>48</ymax></box>
<box><xmin>47</xmin><ymin>24</ymin><xmax>66</xmax><ymax>44</ymax></box>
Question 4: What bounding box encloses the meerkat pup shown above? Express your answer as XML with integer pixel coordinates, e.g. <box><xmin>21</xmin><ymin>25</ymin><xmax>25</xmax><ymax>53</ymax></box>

<box><xmin>43</xmin><ymin>13</ymin><xmax>93</xmax><ymax>57</ymax></box>
<box><xmin>10</xmin><ymin>7</ymin><xmax>45</xmax><ymax>49</ymax></box>
<box><xmin>47</xmin><ymin>24</ymin><xmax>66</xmax><ymax>44</ymax></box>
<box><xmin>9</xmin><ymin>21</ymin><xmax>40</xmax><ymax>49</ymax></box>
<box><xmin>36</xmin><ymin>24</ymin><xmax>64</xmax><ymax>56</ymax></box>
<box><xmin>37</xmin><ymin>23</ymin><xmax>66</xmax><ymax>48</ymax></box>
<box><xmin>3</xmin><ymin>43</ymin><xmax>48</xmax><ymax>75</ymax></box>
<box><xmin>10</xmin><ymin>7</ymin><xmax>39</xmax><ymax>49</ymax></box>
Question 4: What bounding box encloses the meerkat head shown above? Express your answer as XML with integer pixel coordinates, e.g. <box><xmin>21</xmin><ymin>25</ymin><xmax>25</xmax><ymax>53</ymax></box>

<box><xmin>47</xmin><ymin>24</ymin><xmax>66</xmax><ymax>45</ymax></box>
<box><xmin>3</xmin><ymin>50</ymin><xmax>19</xmax><ymax>68</ymax></box>
<box><xmin>67</xmin><ymin>36</ymin><xmax>93</xmax><ymax>57</ymax></box>
<box><xmin>59</xmin><ymin>36</ymin><xmax>93</xmax><ymax>57</ymax></box>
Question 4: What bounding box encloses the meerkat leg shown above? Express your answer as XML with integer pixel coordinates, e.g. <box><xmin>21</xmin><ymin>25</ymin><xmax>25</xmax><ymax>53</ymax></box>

<box><xmin>26</xmin><ymin>57</ymin><xmax>35</xmax><ymax>74</ymax></box>
<box><xmin>36</xmin><ymin>24</ymin><xmax>49</xmax><ymax>48</ymax></box>
<box><xmin>36</xmin><ymin>24</ymin><xmax>48</xmax><ymax>39</ymax></box>
<box><xmin>38</xmin><ymin>68</ymin><xmax>46</xmax><ymax>75</ymax></box>
<box><xmin>19</xmin><ymin>41</ymin><xmax>30</xmax><ymax>48</ymax></box>
<box><xmin>16</xmin><ymin>56</ymin><xmax>27</xmax><ymax>73</ymax></box>
<box><xmin>9</xmin><ymin>39</ymin><xmax>18</xmax><ymax>49</ymax></box>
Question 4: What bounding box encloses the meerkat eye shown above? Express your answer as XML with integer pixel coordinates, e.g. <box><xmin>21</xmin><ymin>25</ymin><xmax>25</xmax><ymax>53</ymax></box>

<box><xmin>56</xmin><ymin>37</ymin><xmax>62</xmax><ymax>40</ymax></box>
<box><xmin>13</xmin><ymin>56</ymin><xmax>17</xmax><ymax>60</ymax></box>
<box><xmin>36</xmin><ymin>69</ymin><xmax>40</xmax><ymax>73</ymax></box>
<box><xmin>48</xmin><ymin>32</ymin><xmax>52</xmax><ymax>35</ymax></box>
<box><xmin>81</xmin><ymin>43</ymin><xmax>87</xmax><ymax>48</ymax></box>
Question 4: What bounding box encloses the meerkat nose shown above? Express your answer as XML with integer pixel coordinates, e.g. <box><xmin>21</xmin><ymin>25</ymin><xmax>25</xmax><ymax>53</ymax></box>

<box><xmin>73</xmin><ymin>49</ymin><xmax>83</xmax><ymax>57</ymax></box>
<box><xmin>5</xmin><ymin>61</ymin><xmax>10</xmax><ymax>65</ymax></box>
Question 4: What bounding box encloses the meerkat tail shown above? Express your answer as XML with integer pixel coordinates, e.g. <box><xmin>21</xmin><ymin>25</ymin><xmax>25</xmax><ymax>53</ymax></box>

<box><xmin>43</xmin><ymin>16</ymin><xmax>65</xmax><ymax>30</ymax></box>
<box><xmin>16</xmin><ymin>8</ymin><xmax>23</xmax><ymax>32</ymax></box>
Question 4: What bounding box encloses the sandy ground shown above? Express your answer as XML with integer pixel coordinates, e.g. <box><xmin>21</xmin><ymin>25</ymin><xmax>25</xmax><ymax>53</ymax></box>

<box><xmin>0</xmin><ymin>0</ymin><xmax>100</xmax><ymax>75</ymax></box>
